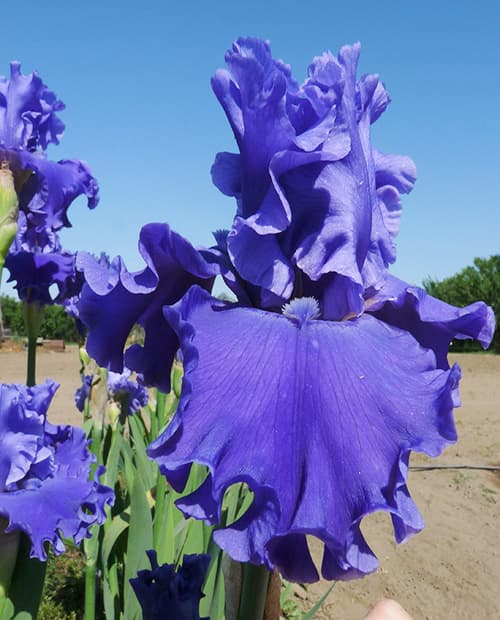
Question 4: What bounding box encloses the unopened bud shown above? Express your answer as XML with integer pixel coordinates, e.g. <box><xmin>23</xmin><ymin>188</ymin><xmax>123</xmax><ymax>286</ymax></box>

<box><xmin>109</xmin><ymin>402</ymin><xmax>121</xmax><ymax>427</ymax></box>
<box><xmin>0</xmin><ymin>161</ymin><xmax>19</xmax><ymax>275</ymax></box>
<box><xmin>79</xmin><ymin>346</ymin><xmax>91</xmax><ymax>367</ymax></box>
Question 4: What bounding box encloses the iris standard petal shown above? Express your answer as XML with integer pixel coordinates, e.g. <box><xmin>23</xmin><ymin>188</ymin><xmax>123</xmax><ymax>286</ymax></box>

<box><xmin>149</xmin><ymin>287</ymin><xmax>460</xmax><ymax>582</ymax></box>
<box><xmin>212</xmin><ymin>38</ymin><xmax>296</xmax><ymax>217</ymax></box>
<box><xmin>212</xmin><ymin>40</ymin><xmax>416</xmax><ymax>316</ymax></box>
<box><xmin>0</xmin><ymin>62</ymin><xmax>65</xmax><ymax>151</ymax></box>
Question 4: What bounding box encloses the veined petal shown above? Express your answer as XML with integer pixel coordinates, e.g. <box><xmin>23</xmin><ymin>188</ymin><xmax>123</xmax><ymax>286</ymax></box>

<box><xmin>150</xmin><ymin>286</ymin><xmax>460</xmax><ymax>582</ymax></box>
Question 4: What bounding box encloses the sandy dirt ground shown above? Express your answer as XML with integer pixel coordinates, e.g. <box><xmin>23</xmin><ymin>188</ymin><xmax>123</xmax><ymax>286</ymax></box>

<box><xmin>0</xmin><ymin>346</ymin><xmax>498</xmax><ymax>619</ymax></box>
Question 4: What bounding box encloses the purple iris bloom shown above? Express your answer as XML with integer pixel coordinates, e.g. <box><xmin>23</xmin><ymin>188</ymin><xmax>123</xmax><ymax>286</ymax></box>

<box><xmin>77</xmin><ymin>223</ymin><xmax>218</xmax><ymax>392</ymax></box>
<box><xmin>130</xmin><ymin>550</ymin><xmax>209</xmax><ymax>620</ymax></box>
<box><xmin>74</xmin><ymin>374</ymin><xmax>93</xmax><ymax>413</ymax></box>
<box><xmin>211</xmin><ymin>38</ymin><xmax>416</xmax><ymax>318</ymax></box>
<box><xmin>107</xmin><ymin>368</ymin><xmax>148</xmax><ymax>415</ymax></box>
<box><xmin>0</xmin><ymin>62</ymin><xmax>98</xmax><ymax>232</ymax></box>
<box><xmin>4</xmin><ymin>213</ymin><xmax>82</xmax><ymax>305</ymax></box>
<box><xmin>146</xmin><ymin>39</ymin><xmax>495</xmax><ymax>583</ymax></box>
<box><xmin>0</xmin><ymin>381</ymin><xmax>114</xmax><ymax>559</ymax></box>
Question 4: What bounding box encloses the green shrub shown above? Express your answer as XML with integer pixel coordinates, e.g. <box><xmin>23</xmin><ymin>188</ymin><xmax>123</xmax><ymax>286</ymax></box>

<box><xmin>39</xmin><ymin>548</ymin><xmax>85</xmax><ymax>620</ymax></box>
<box><xmin>423</xmin><ymin>255</ymin><xmax>499</xmax><ymax>353</ymax></box>
<box><xmin>1</xmin><ymin>295</ymin><xmax>80</xmax><ymax>342</ymax></box>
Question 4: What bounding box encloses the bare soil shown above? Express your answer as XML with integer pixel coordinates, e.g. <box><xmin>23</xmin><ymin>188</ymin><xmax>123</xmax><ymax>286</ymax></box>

<box><xmin>0</xmin><ymin>347</ymin><xmax>498</xmax><ymax>619</ymax></box>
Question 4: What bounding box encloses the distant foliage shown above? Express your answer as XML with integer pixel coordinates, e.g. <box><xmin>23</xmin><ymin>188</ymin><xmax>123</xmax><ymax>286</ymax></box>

<box><xmin>1</xmin><ymin>295</ymin><xmax>80</xmax><ymax>343</ymax></box>
<box><xmin>423</xmin><ymin>256</ymin><xmax>499</xmax><ymax>353</ymax></box>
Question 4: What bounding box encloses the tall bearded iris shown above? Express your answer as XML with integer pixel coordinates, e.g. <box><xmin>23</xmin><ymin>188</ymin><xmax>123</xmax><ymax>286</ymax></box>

<box><xmin>79</xmin><ymin>38</ymin><xmax>495</xmax><ymax>582</ymax></box>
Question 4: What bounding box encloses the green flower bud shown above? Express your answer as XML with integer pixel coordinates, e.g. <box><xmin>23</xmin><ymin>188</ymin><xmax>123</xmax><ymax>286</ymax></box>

<box><xmin>0</xmin><ymin>162</ymin><xmax>19</xmax><ymax>276</ymax></box>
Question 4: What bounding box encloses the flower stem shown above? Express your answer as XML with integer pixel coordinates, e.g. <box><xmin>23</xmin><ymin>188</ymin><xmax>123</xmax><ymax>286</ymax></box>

<box><xmin>8</xmin><ymin>534</ymin><xmax>46</xmax><ymax>617</ymax></box>
<box><xmin>84</xmin><ymin>532</ymin><xmax>98</xmax><ymax>620</ymax></box>
<box><xmin>23</xmin><ymin>301</ymin><xmax>44</xmax><ymax>387</ymax></box>
<box><xmin>0</xmin><ymin>519</ymin><xmax>20</xmax><ymax>615</ymax></box>
<box><xmin>10</xmin><ymin>301</ymin><xmax>47</xmax><ymax>617</ymax></box>
<box><xmin>237</xmin><ymin>563</ymin><xmax>270</xmax><ymax>620</ymax></box>
<box><xmin>26</xmin><ymin>335</ymin><xmax>37</xmax><ymax>387</ymax></box>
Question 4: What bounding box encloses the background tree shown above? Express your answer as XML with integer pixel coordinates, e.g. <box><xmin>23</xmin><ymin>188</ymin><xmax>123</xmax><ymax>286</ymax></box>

<box><xmin>424</xmin><ymin>255</ymin><xmax>499</xmax><ymax>353</ymax></box>
<box><xmin>0</xmin><ymin>295</ymin><xmax>80</xmax><ymax>343</ymax></box>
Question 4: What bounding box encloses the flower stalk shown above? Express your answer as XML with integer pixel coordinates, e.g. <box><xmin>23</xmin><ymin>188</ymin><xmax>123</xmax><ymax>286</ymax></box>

<box><xmin>23</xmin><ymin>301</ymin><xmax>44</xmax><ymax>386</ymax></box>
<box><xmin>237</xmin><ymin>563</ymin><xmax>271</xmax><ymax>620</ymax></box>
<box><xmin>0</xmin><ymin>518</ymin><xmax>20</xmax><ymax>615</ymax></box>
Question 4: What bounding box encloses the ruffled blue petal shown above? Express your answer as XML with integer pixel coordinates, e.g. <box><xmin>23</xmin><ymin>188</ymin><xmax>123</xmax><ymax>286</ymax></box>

<box><xmin>211</xmin><ymin>39</ymin><xmax>416</xmax><ymax>316</ymax></box>
<box><xmin>367</xmin><ymin>275</ymin><xmax>495</xmax><ymax>368</ymax></box>
<box><xmin>77</xmin><ymin>223</ymin><xmax>218</xmax><ymax>391</ymax></box>
<box><xmin>0</xmin><ymin>381</ymin><xmax>55</xmax><ymax>490</ymax></box>
<box><xmin>16</xmin><ymin>154</ymin><xmax>99</xmax><ymax>231</ymax></box>
<box><xmin>149</xmin><ymin>286</ymin><xmax>460</xmax><ymax>582</ymax></box>
<box><xmin>5</xmin><ymin>247</ymin><xmax>78</xmax><ymax>305</ymax></box>
<box><xmin>0</xmin><ymin>62</ymin><xmax>65</xmax><ymax>151</ymax></box>
<box><xmin>0</xmin><ymin>382</ymin><xmax>114</xmax><ymax>559</ymax></box>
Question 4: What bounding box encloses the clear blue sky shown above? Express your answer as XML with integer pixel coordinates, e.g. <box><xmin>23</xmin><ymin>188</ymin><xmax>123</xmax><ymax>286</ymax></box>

<box><xmin>2</xmin><ymin>0</ymin><xmax>499</xmax><ymax>292</ymax></box>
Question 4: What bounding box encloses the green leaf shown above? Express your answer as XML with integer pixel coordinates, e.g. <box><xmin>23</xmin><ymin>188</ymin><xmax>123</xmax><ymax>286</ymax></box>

<box><xmin>123</xmin><ymin>472</ymin><xmax>153</xmax><ymax>620</ymax></box>
<box><xmin>0</xmin><ymin>598</ymin><xmax>13</xmax><ymax>620</ymax></box>
<box><xmin>102</xmin><ymin>559</ymin><xmax>121</xmax><ymax>620</ymax></box>
<box><xmin>101</xmin><ymin>511</ymin><xmax>130</xmax><ymax>570</ymax></box>
<box><xmin>8</xmin><ymin>535</ymin><xmax>46</xmax><ymax>618</ymax></box>
<box><xmin>103</xmin><ymin>428</ymin><xmax>122</xmax><ymax>491</ymax></box>
<box><xmin>128</xmin><ymin>415</ymin><xmax>156</xmax><ymax>490</ymax></box>
<box><xmin>199</xmin><ymin>538</ymin><xmax>225</xmax><ymax>620</ymax></box>
<box><xmin>301</xmin><ymin>582</ymin><xmax>336</xmax><ymax>619</ymax></box>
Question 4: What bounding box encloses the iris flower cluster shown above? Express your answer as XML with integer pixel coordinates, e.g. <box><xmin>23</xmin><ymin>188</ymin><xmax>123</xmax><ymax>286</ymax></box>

<box><xmin>0</xmin><ymin>63</ymin><xmax>112</xmax><ymax>558</ymax></box>
<box><xmin>78</xmin><ymin>38</ymin><xmax>494</xmax><ymax>583</ymax></box>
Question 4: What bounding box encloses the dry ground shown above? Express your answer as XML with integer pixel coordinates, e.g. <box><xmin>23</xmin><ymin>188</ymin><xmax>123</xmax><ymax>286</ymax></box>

<box><xmin>0</xmin><ymin>347</ymin><xmax>498</xmax><ymax>619</ymax></box>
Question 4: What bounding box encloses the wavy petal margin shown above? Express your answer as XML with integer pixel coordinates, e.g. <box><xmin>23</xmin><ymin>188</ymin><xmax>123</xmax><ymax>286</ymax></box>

<box><xmin>149</xmin><ymin>287</ymin><xmax>460</xmax><ymax>581</ymax></box>
<box><xmin>367</xmin><ymin>275</ymin><xmax>495</xmax><ymax>368</ymax></box>
<box><xmin>0</xmin><ymin>62</ymin><xmax>65</xmax><ymax>151</ymax></box>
